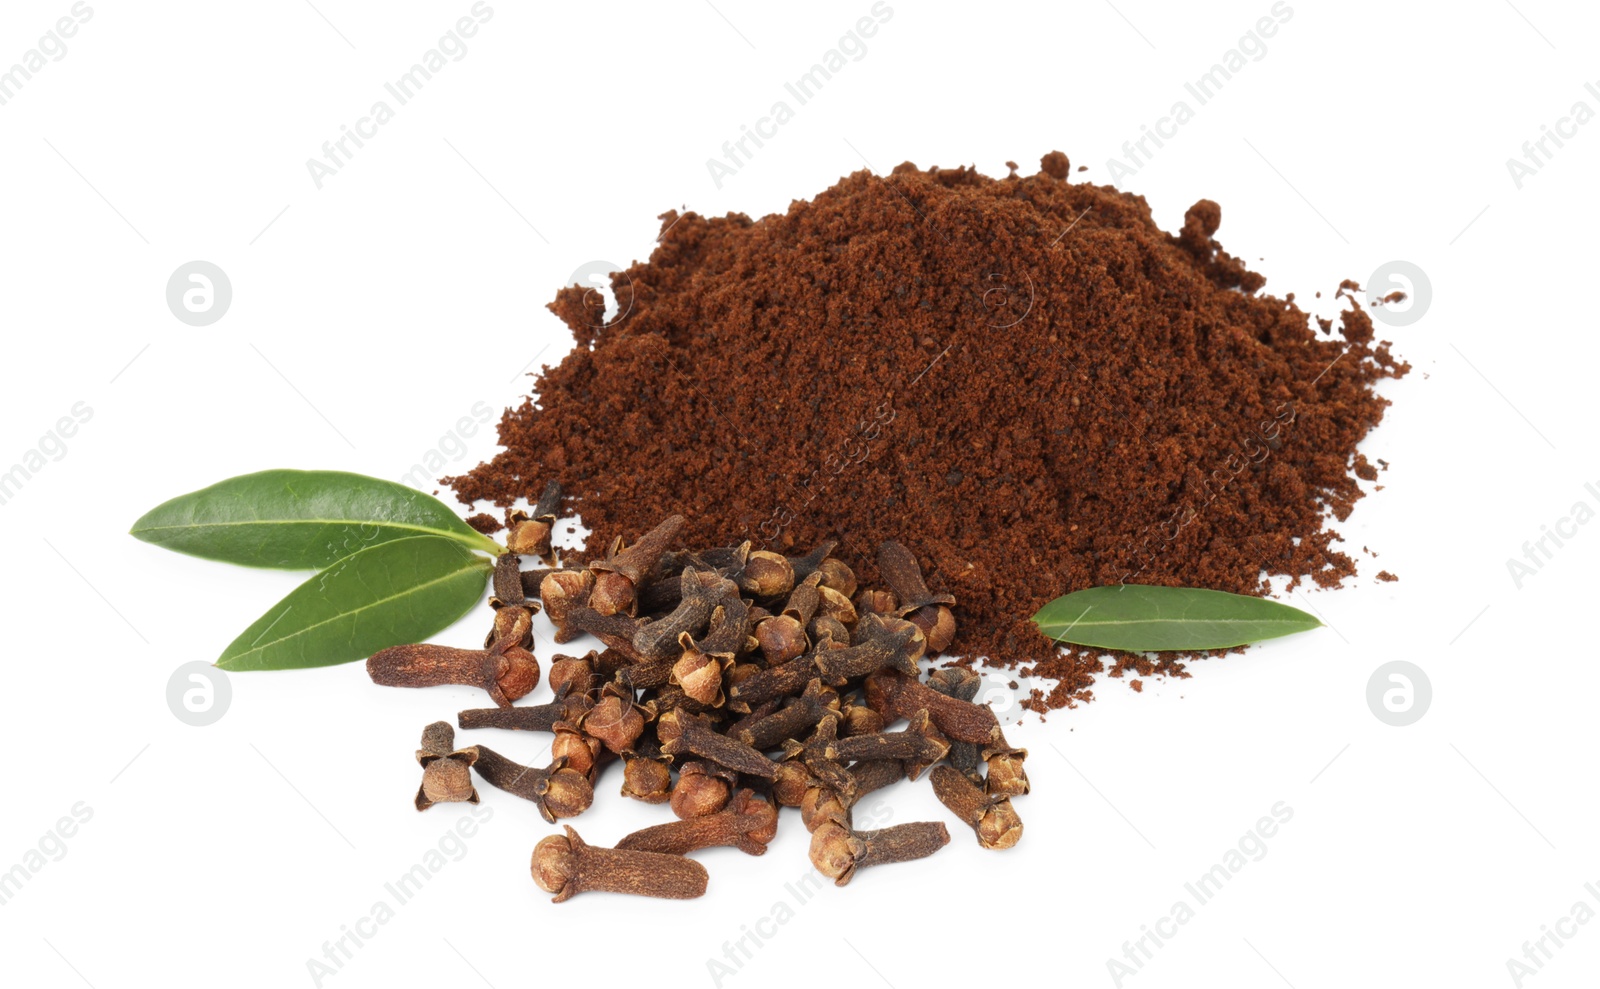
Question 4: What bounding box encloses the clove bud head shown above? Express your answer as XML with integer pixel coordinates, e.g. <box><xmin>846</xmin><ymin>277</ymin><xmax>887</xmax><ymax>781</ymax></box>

<box><xmin>621</xmin><ymin>752</ymin><xmax>673</xmax><ymax>804</ymax></box>
<box><xmin>531</xmin><ymin>834</ymin><xmax>580</xmax><ymax>898</ymax></box>
<box><xmin>421</xmin><ymin>759</ymin><xmax>476</xmax><ymax>806</ymax></box>
<box><xmin>495</xmin><ymin>647</ymin><xmax>542</xmax><ymax>704</ymax></box>
<box><xmin>589</xmin><ymin>569</ymin><xmax>637</xmax><ymax>617</ymax></box>
<box><xmin>985</xmin><ymin>744</ymin><xmax>1030</xmax><ymax>797</ymax></box>
<box><xmin>816</xmin><ymin>558</ymin><xmax>857</xmax><ymax>599</ymax></box>
<box><xmin>908</xmin><ymin>604</ymin><xmax>957</xmax><ymax>654</ymax></box>
<box><xmin>739</xmin><ymin>550</ymin><xmax>796</xmax><ymax>599</ymax></box>
<box><xmin>543</xmin><ymin>768</ymin><xmax>596</xmax><ymax>819</ymax></box>
<box><xmin>771</xmin><ymin>761</ymin><xmax>816</xmax><ymax>808</ymax></box>
<box><xmin>547</xmin><ymin>654</ymin><xmax>599</xmax><ymax>699</ymax></box>
<box><xmin>582</xmin><ymin>693</ymin><xmax>645</xmax><ymax>755</ymax></box>
<box><xmin>755</xmin><ymin>615</ymin><xmax>808</xmax><ymax>666</ymax></box>
<box><xmin>800</xmin><ymin>786</ymin><xmax>850</xmax><ymax>833</ymax></box>
<box><xmin>855</xmin><ymin>588</ymin><xmax>898</xmax><ymax>617</ymax></box>
<box><xmin>976</xmin><ymin>799</ymin><xmax>1025</xmax><ymax>850</ymax></box>
<box><xmin>839</xmin><ymin>702</ymin><xmax>885</xmax><ymax>738</ymax></box>
<box><xmin>816</xmin><ymin>585</ymin><xmax>859</xmax><ymax>626</ymax></box>
<box><xmin>672</xmin><ymin>770</ymin><xmax>733</xmax><ymax>819</ymax></box>
<box><xmin>540</xmin><ymin>570</ymin><xmax>594</xmax><ymax>627</ymax></box>
<box><xmin>507</xmin><ymin>517</ymin><xmax>554</xmax><ymax>558</ymax></box>
<box><xmin>671</xmin><ymin>636</ymin><xmax>729</xmax><ymax>707</ymax></box>
<box><xmin>551</xmin><ymin>721</ymin><xmax>602</xmax><ymax>780</ymax></box>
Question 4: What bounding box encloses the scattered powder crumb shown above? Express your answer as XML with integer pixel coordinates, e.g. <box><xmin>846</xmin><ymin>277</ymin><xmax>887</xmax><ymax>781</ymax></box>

<box><xmin>1130</xmin><ymin>679</ymin><xmax>1144</xmax><ymax>693</ymax></box>
<box><xmin>465</xmin><ymin>513</ymin><xmax>502</xmax><ymax>535</ymax></box>
<box><xmin>1040</xmin><ymin>150</ymin><xmax>1071</xmax><ymax>179</ymax></box>
<box><xmin>1377</xmin><ymin>570</ymin><xmax>1398</xmax><ymax>582</ymax></box>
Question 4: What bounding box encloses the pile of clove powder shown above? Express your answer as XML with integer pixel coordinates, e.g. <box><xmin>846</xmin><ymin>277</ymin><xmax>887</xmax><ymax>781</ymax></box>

<box><xmin>448</xmin><ymin>153</ymin><xmax>1408</xmax><ymax>711</ymax></box>
<box><xmin>369</xmin><ymin>496</ymin><xmax>1024</xmax><ymax>901</ymax></box>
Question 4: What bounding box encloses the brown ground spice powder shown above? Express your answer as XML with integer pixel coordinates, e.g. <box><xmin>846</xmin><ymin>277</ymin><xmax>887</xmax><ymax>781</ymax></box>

<box><xmin>450</xmin><ymin>154</ymin><xmax>1407</xmax><ymax>712</ymax></box>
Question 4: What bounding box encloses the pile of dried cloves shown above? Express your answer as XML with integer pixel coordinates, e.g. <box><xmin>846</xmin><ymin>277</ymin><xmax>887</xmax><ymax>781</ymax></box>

<box><xmin>369</xmin><ymin>500</ymin><xmax>1028</xmax><ymax>902</ymax></box>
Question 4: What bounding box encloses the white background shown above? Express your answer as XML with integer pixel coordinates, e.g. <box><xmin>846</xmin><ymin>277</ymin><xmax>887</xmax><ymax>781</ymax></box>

<box><xmin>1</xmin><ymin>1</ymin><xmax>1596</xmax><ymax>987</ymax></box>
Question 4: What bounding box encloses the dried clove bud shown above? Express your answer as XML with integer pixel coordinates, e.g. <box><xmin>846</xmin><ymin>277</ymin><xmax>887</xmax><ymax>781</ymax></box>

<box><xmin>615</xmin><ymin>657</ymin><xmax>676</xmax><ymax>691</ymax></box>
<box><xmin>491</xmin><ymin>552</ymin><xmax>527</xmax><ymax>609</ymax></box>
<box><xmin>930</xmin><ymin>765</ymin><xmax>1023</xmax><ymax>850</ymax></box>
<box><xmin>458</xmin><ymin>689</ymin><xmax>592</xmax><ymax>733</ymax></box>
<box><xmin>558</xmin><ymin>606</ymin><xmax>647</xmax><ymax>657</ymax></box>
<box><xmin>669</xmin><ymin>595</ymin><xmax>750</xmax><ymax>705</ymax></box>
<box><xmin>617</xmin><ymin>789</ymin><xmax>778</xmax><ymax>856</ymax></box>
<box><xmin>876</xmin><ymin>540</ymin><xmax>958</xmax><ymax>652</ymax></box>
<box><xmin>532</xmin><ymin>826</ymin><xmax>708</xmax><ymax>902</ymax></box>
<box><xmin>671</xmin><ymin>760</ymin><xmax>736</xmax><ymax>819</ymax></box>
<box><xmin>634</xmin><ymin>568</ymin><xmax>735</xmax><ymax>660</ymax></box>
<box><xmin>650</xmin><ymin>684</ymin><xmax>718</xmax><ymax>720</ymax></box>
<box><xmin>800</xmin><ymin>758</ymin><xmax>904</xmax><ymax>832</ymax></box>
<box><xmin>702</xmin><ymin>594</ymin><xmax>757</xmax><ymax>657</ymax></box>
<box><xmin>865</xmin><ymin>670</ymin><xmax>1001</xmax><ymax>745</ymax></box>
<box><xmin>752</xmin><ymin>572</ymin><xmax>819</xmax><ymax>665</ymax></box>
<box><xmin>594</xmin><ymin>647</ymin><xmax>636</xmax><ymax>680</ymax></box>
<box><xmin>875</xmin><ymin>540</ymin><xmax>955</xmax><ymax>609</ymax></box>
<box><xmin>590</xmin><ymin>514</ymin><xmax>685</xmax><ymax>616</ymax></box>
<box><xmin>781</xmin><ymin>715</ymin><xmax>857</xmax><ymax>798</ymax></box>
<box><xmin>831</xmin><ymin>710</ymin><xmax>950</xmax><ymax>780</ymax></box>
<box><xmin>724</xmin><ymin>653</ymin><xmax>814</xmax><ymax>713</ymax></box>
<box><xmin>906</xmin><ymin>602</ymin><xmax>958</xmax><ymax>656</ymax></box>
<box><xmin>808</xmin><ymin>614</ymin><xmax>851</xmax><ymax>650</ymax></box>
<box><xmin>926</xmin><ymin>665</ymin><xmax>982</xmax><ymax>697</ymax></box>
<box><xmin>519</xmin><ymin>567</ymin><xmax>556</xmax><ymax>599</ymax></box>
<box><xmin>415</xmin><ymin>721</ymin><xmax>479</xmax><ymax>811</ymax></box>
<box><xmin>808</xmin><ymin>820</ymin><xmax>950</xmax><ymax>886</ymax></box>
<box><xmin>699</xmin><ymin>541</ymin><xmax>750</xmax><ymax>577</ymax></box>
<box><xmin>368</xmin><ymin>630</ymin><xmax>540</xmax><ymax>709</ymax></box>
<box><xmin>472</xmin><ymin>747</ymin><xmax>594</xmax><ymax>823</ymax></box>
<box><xmin>658</xmin><ymin>710</ymin><xmax>779</xmax><ymax>779</ymax></box>
<box><xmin>813</xmin><ymin>614</ymin><xmax>922</xmax><ymax>685</ymax></box>
<box><xmin>484</xmin><ymin>600</ymin><xmax>535</xmax><ymax>650</ymax></box>
<box><xmin>724</xmin><ymin>698</ymin><xmax>779</xmax><ymax>741</ymax></box>
<box><xmin>864</xmin><ymin>614</ymin><xmax>928</xmax><ymax>664</ymax></box>
<box><xmin>734</xmin><ymin>679</ymin><xmax>835</xmax><ymax>751</ymax></box>
<box><xmin>927</xmin><ymin>666</ymin><xmax>985</xmax><ymax>783</ymax></box>
<box><xmin>755</xmin><ymin>612</ymin><xmax>809</xmax><ymax>667</ymax></box>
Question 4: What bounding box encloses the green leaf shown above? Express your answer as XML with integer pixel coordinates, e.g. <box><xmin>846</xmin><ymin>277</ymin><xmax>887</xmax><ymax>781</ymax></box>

<box><xmin>130</xmin><ymin>469</ymin><xmax>501</xmax><ymax>569</ymax></box>
<box><xmin>1032</xmin><ymin>585</ymin><xmax>1322</xmax><ymax>651</ymax></box>
<box><xmin>216</xmin><ymin>536</ymin><xmax>493</xmax><ymax>671</ymax></box>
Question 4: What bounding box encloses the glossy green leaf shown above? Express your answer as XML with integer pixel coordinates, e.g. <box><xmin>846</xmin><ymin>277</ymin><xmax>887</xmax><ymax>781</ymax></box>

<box><xmin>130</xmin><ymin>469</ymin><xmax>501</xmax><ymax>569</ymax></box>
<box><xmin>1032</xmin><ymin>584</ymin><xmax>1321</xmax><ymax>651</ymax></box>
<box><xmin>216</xmin><ymin>536</ymin><xmax>492</xmax><ymax>671</ymax></box>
